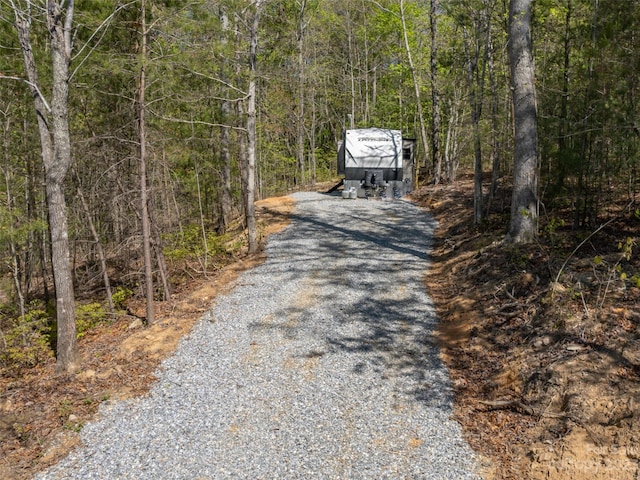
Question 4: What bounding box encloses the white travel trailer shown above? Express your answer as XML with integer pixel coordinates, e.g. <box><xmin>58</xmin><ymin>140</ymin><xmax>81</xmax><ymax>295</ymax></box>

<box><xmin>337</xmin><ymin>128</ymin><xmax>415</xmax><ymax>198</ymax></box>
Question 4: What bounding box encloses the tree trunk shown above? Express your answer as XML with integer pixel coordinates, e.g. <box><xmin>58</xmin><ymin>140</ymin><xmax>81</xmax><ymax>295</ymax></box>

<box><xmin>346</xmin><ymin>11</ymin><xmax>356</xmax><ymax>129</ymax></box>
<box><xmin>219</xmin><ymin>116</ymin><xmax>233</xmax><ymax>234</ymax></box>
<box><xmin>462</xmin><ymin>25</ymin><xmax>485</xmax><ymax>225</ymax></box>
<box><xmin>25</xmin><ymin>130</ymin><xmax>40</xmax><ymax>299</ymax></box>
<box><xmin>507</xmin><ymin>0</ymin><xmax>539</xmax><ymax>243</ymax></box>
<box><xmin>217</xmin><ymin>7</ymin><xmax>233</xmax><ymax>234</ymax></box>
<box><xmin>138</xmin><ymin>0</ymin><xmax>155</xmax><ymax>324</ymax></box>
<box><xmin>444</xmin><ymin>90</ymin><xmax>462</xmax><ymax>182</ymax></box>
<box><xmin>218</xmin><ymin>92</ymin><xmax>233</xmax><ymax>232</ymax></box>
<box><xmin>361</xmin><ymin>1</ymin><xmax>371</xmax><ymax>124</ymax></box>
<box><xmin>48</xmin><ymin>20</ymin><xmax>77</xmax><ymax>369</ymax></box>
<box><xmin>400</xmin><ymin>0</ymin><xmax>430</xmax><ymax>183</ymax></box>
<box><xmin>76</xmin><ymin>182</ymin><xmax>114</xmax><ymax>315</ymax></box>
<box><xmin>309</xmin><ymin>86</ymin><xmax>317</xmax><ymax>185</ymax></box>
<box><xmin>194</xmin><ymin>162</ymin><xmax>209</xmax><ymax>271</ymax></box>
<box><xmin>152</xmin><ymin>224</ymin><xmax>171</xmax><ymax>299</ymax></box>
<box><xmin>485</xmin><ymin>25</ymin><xmax>501</xmax><ymax>218</ymax></box>
<box><xmin>574</xmin><ymin>0</ymin><xmax>599</xmax><ymax>228</ymax></box>
<box><xmin>556</xmin><ymin>0</ymin><xmax>572</xmax><ymax>190</ymax></box>
<box><xmin>2</xmin><ymin>158</ymin><xmax>26</xmax><ymax>320</ymax></box>
<box><xmin>13</xmin><ymin>0</ymin><xmax>79</xmax><ymax>373</ymax></box>
<box><xmin>430</xmin><ymin>0</ymin><xmax>442</xmax><ymax>184</ymax></box>
<box><xmin>244</xmin><ymin>0</ymin><xmax>261</xmax><ymax>254</ymax></box>
<box><xmin>296</xmin><ymin>0</ymin><xmax>307</xmax><ymax>186</ymax></box>
<box><xmin>238</xmin><ymin>97</ymin><xmax>248</xmax><ymax>230</ymax></box>
<box><xmin>46</xmin><ymin>181</ymin><xmax>78</xmax><ymax>372</ymax></box>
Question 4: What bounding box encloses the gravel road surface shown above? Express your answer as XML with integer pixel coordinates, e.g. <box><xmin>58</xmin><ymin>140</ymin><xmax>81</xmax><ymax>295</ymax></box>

<box><xmin>37</xmin><ymin>191</ymin><xmax>481</xmax><ymax>480</ymax></box>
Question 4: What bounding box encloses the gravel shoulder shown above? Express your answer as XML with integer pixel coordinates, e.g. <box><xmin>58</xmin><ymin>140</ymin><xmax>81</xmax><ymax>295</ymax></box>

<box><xmin>36</xmin><ymin>192</ymin><xmax>481</xmax><ymax>479</ymax></box>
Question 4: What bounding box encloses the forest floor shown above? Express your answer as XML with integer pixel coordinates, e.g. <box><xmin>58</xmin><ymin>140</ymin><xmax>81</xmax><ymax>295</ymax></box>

<box><xmin>419</xmin><ymin>175</ymin><xmax>640</xmax><ymax>479</ymax></box>
<box><xmin>1</xmin><ymin>178</ymin><xmax>639</xmax><ymax>479</ymax></box>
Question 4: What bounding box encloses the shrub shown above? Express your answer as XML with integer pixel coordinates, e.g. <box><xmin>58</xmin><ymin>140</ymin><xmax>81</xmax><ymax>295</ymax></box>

<box><xmin>163</xmin><ymin>224</ymin><xmax>228</xmax><ymax>261</ymax></box>
<box><xmin>75</xmin><ymin>303</ymin><xmax>107</xmax><ymax>338</ymax></box>
<box><xmin>0</xmin><ymin>306</ymin><xmax>53</xmax><ymax>371</ymax></box>
<box><xmin>112</xmin><ymin>286</ymin><xmax>133</xmax><ymax>310</ymax></box>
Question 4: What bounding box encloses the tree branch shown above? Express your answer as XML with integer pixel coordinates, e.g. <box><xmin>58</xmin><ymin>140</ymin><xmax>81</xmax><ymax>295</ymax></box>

<box><xmin>177</xmin><ymin>65</ymin><xmax>248</xmax><ymax>97</ymax></box>
<box><xmin>70</xmin><ymin>1</ymin><xmax>137</xmax><ymax>80</ymax></box>
<box><xmin>147</xmin><ymin>108</ymin><xmax>247</xmax><ymax>132</ymax></box>
<box><xmin>0</xmin><ymin>75</ymin><xmax>51</xmax><ymax>113</ymax></box>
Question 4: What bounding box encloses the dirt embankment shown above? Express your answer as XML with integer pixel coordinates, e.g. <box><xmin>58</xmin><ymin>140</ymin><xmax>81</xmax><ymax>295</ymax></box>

<box><xmin>419</xmin><ymin>179</ymin><xmax>640</xmax><ymax>480</ymax></box>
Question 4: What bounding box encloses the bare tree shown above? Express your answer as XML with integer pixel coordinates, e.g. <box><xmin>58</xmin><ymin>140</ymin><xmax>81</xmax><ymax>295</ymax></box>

<box><xmin>218</xmin><ymin>100</ymin><xmax>233</xmax><ymax>234</ymax></box>
<box><xmin>507</xmin><ymin>0</ymin><xmax>538</xmax><ymax>242</ymax></box>
<box><xmin>138</xmin><ymin>0</ymin><xmax>155</xmax><ymax>323</ymax></box>
<box><xmin>430</xmin><ymin>0</ymin><xmax>442</xmax><ymax>184</ymax></box>
<box><xmin>296</xmin><ymin>0</ymin><xmax>308</xmax><ymax>186</ymax></box>
<box><xmin>484</xmin><ymin>22</ymin><xmax>501</xmax><ymax>218</ymax></box>
<box><xmin>217</xmin><ymin>7</ymin><xmax>233</xmax><ymax>234</ymax></box>
<box><xmin>1</xmin><ymin>112</ymin><xmax>26</xmax><ymax>320</ymax></box>
<box><xmin>75</xmin><ymin>180</ymin><xmax>115</xmax><ymax>315</ymax></box>
<box><xmin>244</xmin><ymin>0</ymin><xmax>262</xmax><ymax>254</ymax></box>
<box><xmin>462</xmin><ymin>18</ymin><xmax>487</xmax><ymax>225</ymax></box>
<box><xmin>399</xmin><ymin>0</ymin><xmax>430</xmax><ymax>183</ymax></box>
<box><xmin>10</xmin><ymin>0</ymin><xmax>79</xmax><ymax>373</ymax></box>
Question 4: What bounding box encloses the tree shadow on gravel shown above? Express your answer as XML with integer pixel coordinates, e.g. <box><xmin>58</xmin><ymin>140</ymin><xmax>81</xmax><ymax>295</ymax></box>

<box><xmin>258</xmin><ymin>197</ymin><xmax>453</xmax><ymax>411</ymax></box>
<box><xmin>323</xmin><ymin>295</ymin><xmax>454</xmax><ymax>410</ymax></box>
<box><xmin>288</xmin><ymin>212</ymin><xmax>431</xmax><ymax>261</ymax></box>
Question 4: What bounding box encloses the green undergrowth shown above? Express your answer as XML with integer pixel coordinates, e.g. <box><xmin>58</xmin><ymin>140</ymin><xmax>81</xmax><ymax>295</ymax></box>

<box><xmin>162</xmin><ymin>224</ymin><xmax>238</xmax><ymax>262</ymax></box>
<box><xmin>0</xmin><ymin>302</ymin><xmax>53</xmax><ymax>371</ymax></box>
<box><xmin>0</xmin><ymin>299</ymin><xmax>112</xmax><ymax>375</ymax></box>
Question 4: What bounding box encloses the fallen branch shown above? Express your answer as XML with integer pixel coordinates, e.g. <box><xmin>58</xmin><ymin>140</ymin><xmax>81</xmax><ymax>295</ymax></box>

<box><xmin>496</xmin><ymin>301</ymin><xmax>526</xmax><ymax>313</ymax></box>
<box><xmin>477</xmin><ymin>399</ymin><xmax>570</xmax><ymax>419</ymax></box>
<box><xmin>478</xmin><ymin>399</ymin><xmax>535</xmax><ymax>415</ymax></box>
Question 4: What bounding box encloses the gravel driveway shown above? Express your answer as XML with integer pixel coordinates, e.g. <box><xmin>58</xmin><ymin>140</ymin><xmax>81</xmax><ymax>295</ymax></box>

<box><xmin>37</xmin><ymin>191</ymin><xmax>481</xmax><ymax>480</ymax></box>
